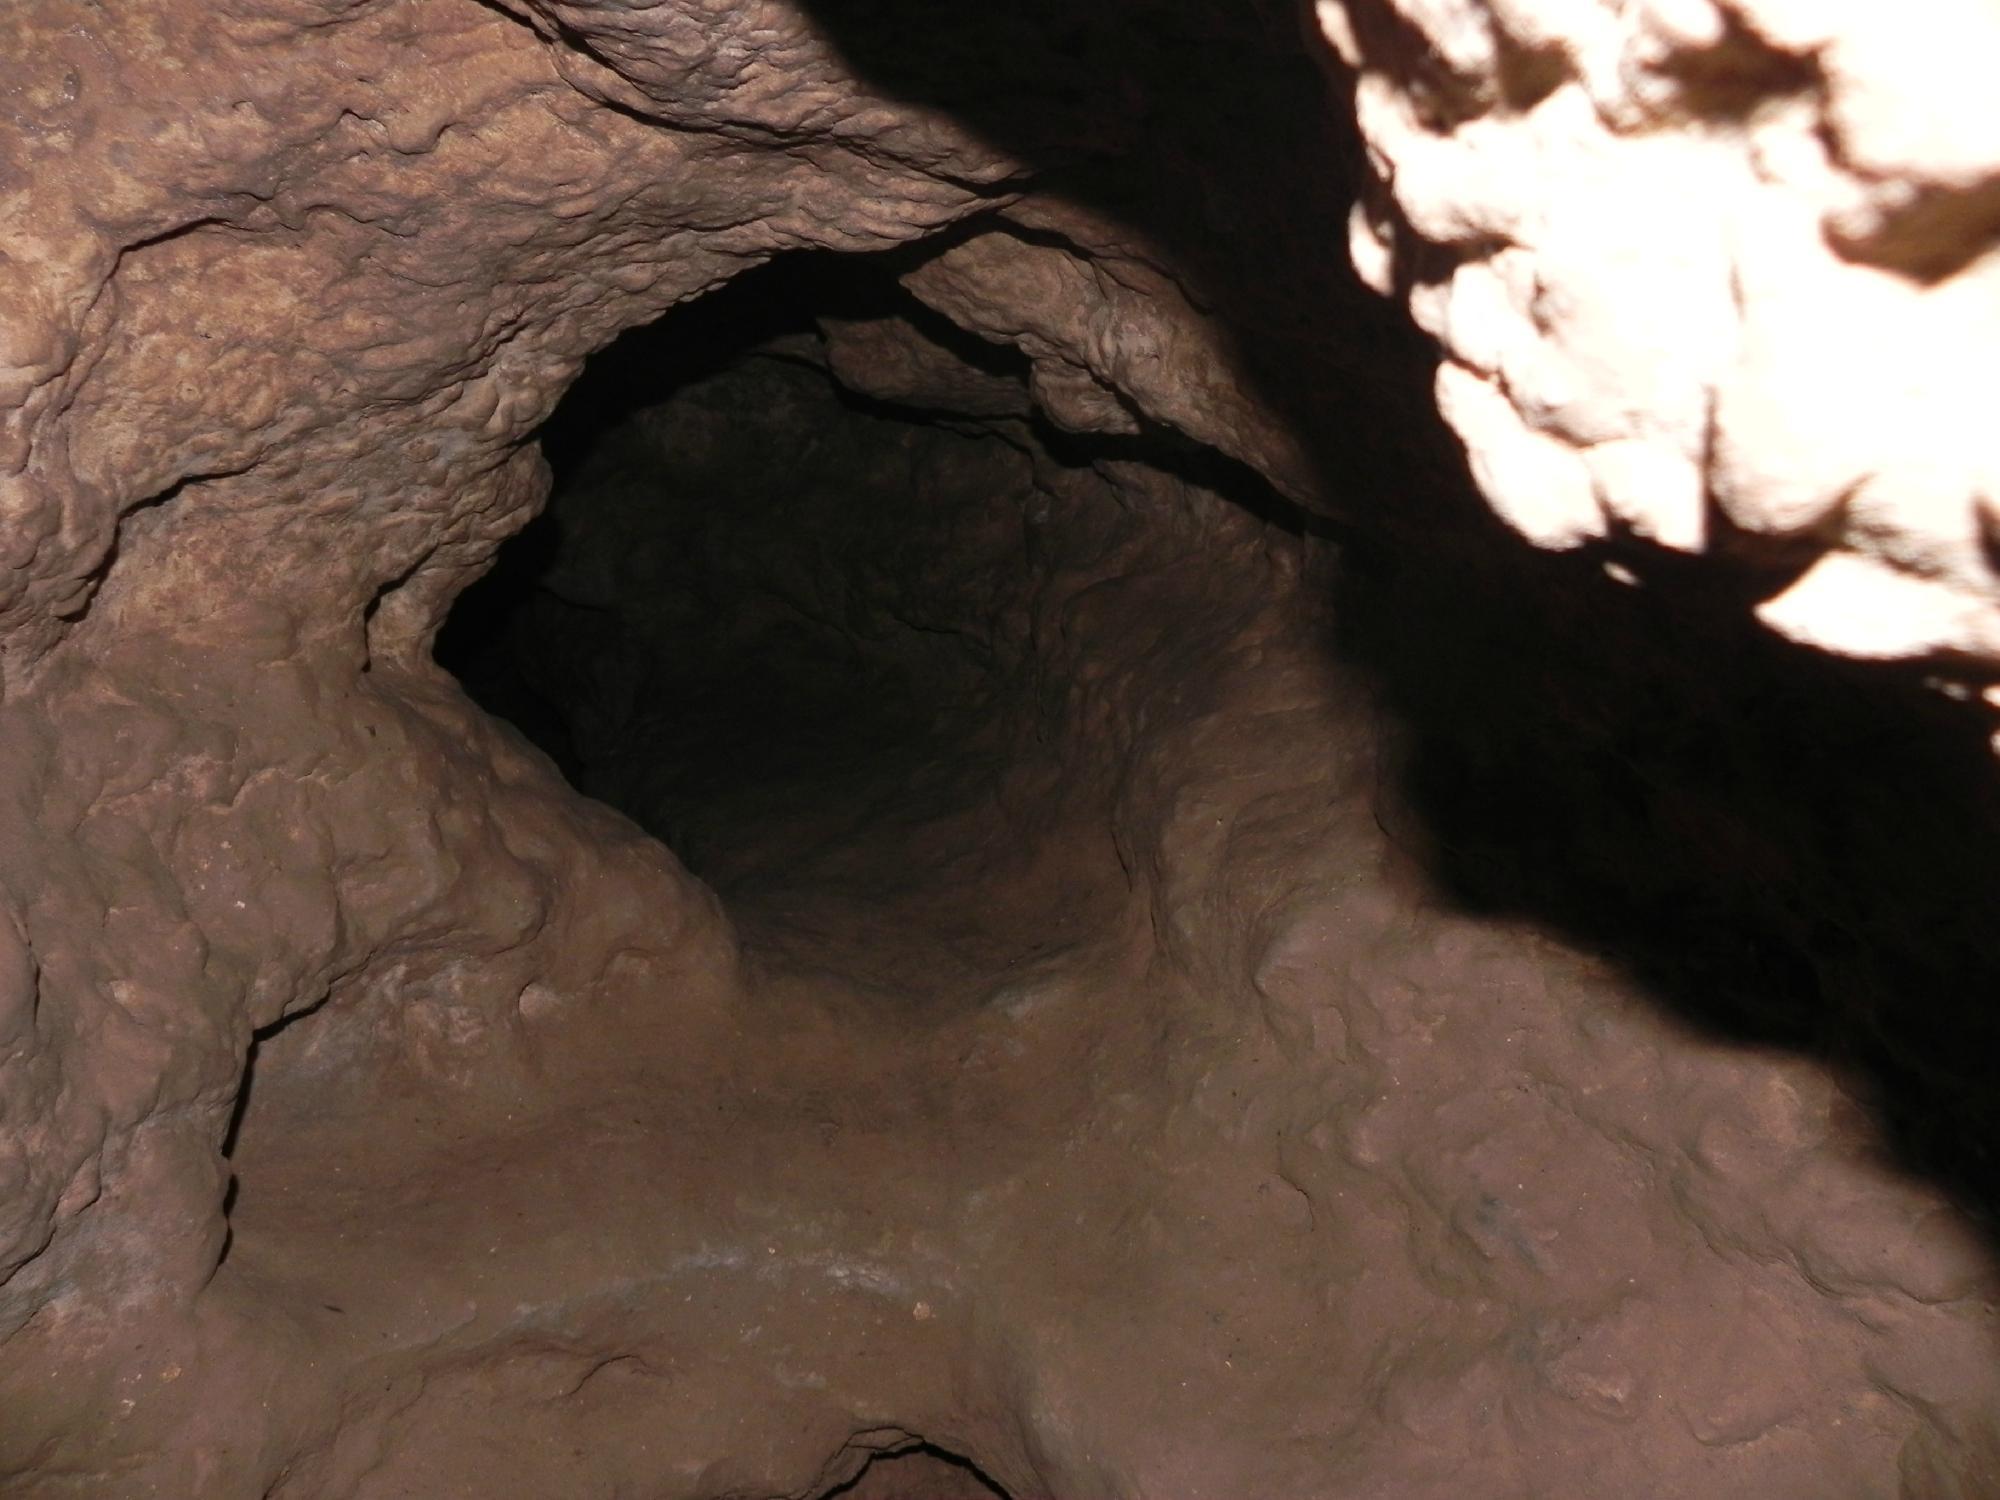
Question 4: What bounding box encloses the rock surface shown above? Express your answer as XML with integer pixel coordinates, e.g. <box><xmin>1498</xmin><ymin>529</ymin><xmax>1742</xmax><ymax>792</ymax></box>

<box><xmin>1320</xmin><ymin>0</ymin><xmax>2000</xmax><ymax>668</ymax></box>
<box><xmin>0</xmin><ymin>0</ymin><xmax>1995</xmax><ymax>1496</ymax></box>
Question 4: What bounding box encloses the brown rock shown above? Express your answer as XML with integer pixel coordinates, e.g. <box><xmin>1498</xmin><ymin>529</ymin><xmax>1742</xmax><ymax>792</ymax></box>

<box><xmin>0</xmin><ymin>1</ymin><xmax>1995</xmax><ymax>1496</ymax></box>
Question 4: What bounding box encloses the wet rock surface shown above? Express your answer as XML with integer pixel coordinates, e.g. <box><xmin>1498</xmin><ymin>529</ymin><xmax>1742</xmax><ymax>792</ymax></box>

<box><xmin>0</xmin><ymin>0</ymin><xmax>1996</xmax><ymax>1495</ymax></box>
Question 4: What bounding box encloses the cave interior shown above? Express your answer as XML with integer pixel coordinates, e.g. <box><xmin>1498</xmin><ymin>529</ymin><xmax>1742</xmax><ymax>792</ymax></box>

<box><xmin>1</xmin><ymin>0</ymin><xmax>1998</xmax><ymax>1494</ymax></box>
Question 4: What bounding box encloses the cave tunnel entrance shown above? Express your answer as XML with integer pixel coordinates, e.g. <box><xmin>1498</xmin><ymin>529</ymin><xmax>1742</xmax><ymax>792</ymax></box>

<box><xmin>434</xmin><ymin>240</ymin><xmax>1314</xmax><ymax>992</ymax></box>
<box><xmin>435</xmin><ymin>249</ymin><xmax>1031</xmax><ymax>878</ymax></box>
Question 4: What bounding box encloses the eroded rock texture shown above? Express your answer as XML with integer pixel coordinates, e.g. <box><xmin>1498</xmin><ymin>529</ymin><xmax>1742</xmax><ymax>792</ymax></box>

<box><xmin>0</xmin><ymin>0</ymin><xmax>1997</xmax><ymax>1496</ymax></box>
<box><xmin>1320</xmin><ymin>0</ymin><xmax>2000</xmax><ymax>667</ymax></box>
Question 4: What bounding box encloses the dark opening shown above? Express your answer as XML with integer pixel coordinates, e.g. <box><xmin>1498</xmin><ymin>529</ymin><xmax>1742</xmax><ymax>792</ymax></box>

<box><xmin>437</xmin><ymin>249</ymin><xmax>1054</xmax><ymax>873</ymax></box>
<box><xmin>434</xmin><ymin>242</ymin><xmax>1311</xmax><ymax>992</ymax></box>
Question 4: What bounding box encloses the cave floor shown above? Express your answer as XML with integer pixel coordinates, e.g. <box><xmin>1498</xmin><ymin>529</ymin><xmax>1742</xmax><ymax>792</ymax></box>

<box><xmin>176</xmin><ymin>557</ymin><xmax>2000</xmax><ymax>1499</ymax></box>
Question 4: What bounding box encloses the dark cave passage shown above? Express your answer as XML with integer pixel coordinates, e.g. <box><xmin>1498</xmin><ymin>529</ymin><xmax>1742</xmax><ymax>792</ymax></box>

<box><xmin>434</xmin><ymin>245</ymin><xmax>1313</xmax><ymax>991</ymax></box>
<box><xmin>437</xmin><ymin>250</ymin><xmax>1059</xmax><ymax>881</ymax></box>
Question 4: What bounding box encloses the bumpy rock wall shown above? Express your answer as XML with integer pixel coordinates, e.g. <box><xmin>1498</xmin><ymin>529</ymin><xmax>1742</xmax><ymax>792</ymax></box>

<box><xmin>1321</xmin><ymin>0</ymin><xmax>2000</xmax><ymax>669</ymax></box>
<box><xmin>1</xmin><ymin>0</ymin><xmax>1997</xmax><ymax>1495</ymax></box>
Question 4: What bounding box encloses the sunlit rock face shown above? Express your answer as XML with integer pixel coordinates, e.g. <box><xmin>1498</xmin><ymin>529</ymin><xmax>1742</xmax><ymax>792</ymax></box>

<box><xmin>1</xmin><ymin>1</ymin><xmax>1997</xmax><ymax>1496</ymax></box>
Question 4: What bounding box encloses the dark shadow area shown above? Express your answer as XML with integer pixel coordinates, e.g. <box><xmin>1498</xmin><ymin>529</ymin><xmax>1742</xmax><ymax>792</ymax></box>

<box><xmin>438</xmin><ymin>245</ymin><xmax>1312</xmax><ymax>1008</ymax></box>
<box><xmin>439</xmin><ymin>252</ymin><xmax>1037</xmax><ymax>866</ymax></box>
<box><xmin>437</xmin><ymin>245</ymin><xmax>1306</xmax><ymax>886</ymax></box>
<box><xmin>1342</xmin><ymin>521</ymin><xmax>2000</xmax><ymax>1228</ymax></box>
<box><xmin>436</xmin><ymin>252</ymin><xmax>947</xmax><ymax>868</ymax></box>
<box><xmin>435</xmin><ymin>255</ymin><xmax>849</xmax><ymax>799</ymax></box>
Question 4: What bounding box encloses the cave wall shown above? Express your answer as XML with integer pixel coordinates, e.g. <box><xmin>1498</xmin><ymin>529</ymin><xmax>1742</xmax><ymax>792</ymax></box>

<box><xmin>0</xmin><ymin>0</ymin><xmax>1997</xmax><ymax>1495</ymax></box>
<box><xmin>0</xmin><ymin>0</ymin><xmax>1356</xmax><ymax>1368</ymax></box>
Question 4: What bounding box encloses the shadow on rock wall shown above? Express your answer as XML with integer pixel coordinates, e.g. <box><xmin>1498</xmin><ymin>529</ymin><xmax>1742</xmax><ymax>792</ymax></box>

<box><xmin>785</xmin><ymin>0</ymin><xmax>2000</xmax><ymax>1233</ymax></box>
